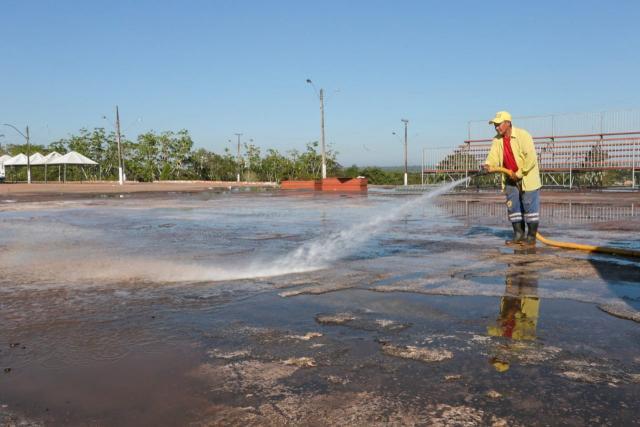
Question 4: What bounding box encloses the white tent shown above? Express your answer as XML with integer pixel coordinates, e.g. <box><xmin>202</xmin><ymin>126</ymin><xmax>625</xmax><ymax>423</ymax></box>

<box><xmin>47</xmin><ymin>151</ymin><xmax>98</xmax><ymax>182</ymax></box>
<box><xmin>43</xmin><ymin>151</ymin><xmax>62</xmax><ymax>163</ymax></box>
<box><xmin>2</xmin><ymin>153</ymin><xmax>31</xmax><ymax>182</ymax></box>
<box><xmin>2</xmin><ymin>151</ymin><xmax>99</xmax><ymax>183</ymax></box>
<box><xmin>29</xmin><ymin>152</ymin><xmax>47</xmax><ymax>165</ymax></box>
<box><xmin>42</xmin><ymin>152</ymin><xmax>63</xmax><ymax>183</ymax></box>
<box><xmin>3</xmin><ymin>153</ymin><xmax>29</xmax><ymax>166</ymax></box>
<box><xmin>48</xmin><ymin>151</ymin><xmax>98</xmax><ymax>165</ymax></box>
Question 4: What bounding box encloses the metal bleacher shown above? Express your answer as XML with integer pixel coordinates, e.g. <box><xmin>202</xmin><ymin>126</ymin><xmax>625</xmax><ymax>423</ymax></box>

<box><xmin>422</xmin><ymin>111</ymin><xmax>640</xmax><ymax>189</ymax></box>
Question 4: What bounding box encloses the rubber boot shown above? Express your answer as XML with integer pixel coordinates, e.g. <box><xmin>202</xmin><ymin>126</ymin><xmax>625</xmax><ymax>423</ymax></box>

<box><xmin>505</xmin><ymin>222</ymin><xmax>525</xmax><ymax>246</ymax></box>
<box><xmin>523</xmin><ymin>222</ymin><xmax>539</xmax><ymax>246</ymax></box>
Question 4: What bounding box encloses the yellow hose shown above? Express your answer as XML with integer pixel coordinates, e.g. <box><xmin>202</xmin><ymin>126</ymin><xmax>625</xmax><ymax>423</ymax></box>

<box><xmin>536</xmin><ymin>233</ymin><xmax>640</xmax><ymax>258</ymax></box>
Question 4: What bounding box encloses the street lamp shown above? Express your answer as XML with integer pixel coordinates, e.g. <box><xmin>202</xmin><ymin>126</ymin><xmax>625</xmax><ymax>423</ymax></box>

<box><xmin>401</xmin><ymin>119</ymin><xmax>409</xmax><ymax>186</ymax></box>
<box><xmin>306</xmin><ymin>79</ymin><xmax>327</xmax><ymax>179</ymax></box>
<box><xmin>3</xmin><ymin>123</ymin><xmax>31</xmax><ymax>184</ymax></box>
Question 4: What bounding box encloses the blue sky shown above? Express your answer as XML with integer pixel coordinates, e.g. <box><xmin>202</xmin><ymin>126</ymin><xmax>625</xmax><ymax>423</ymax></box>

<box><xmin>1</xmin><ymin>0</ymin><xmax>639</xmax><ymax>166</ymax></box>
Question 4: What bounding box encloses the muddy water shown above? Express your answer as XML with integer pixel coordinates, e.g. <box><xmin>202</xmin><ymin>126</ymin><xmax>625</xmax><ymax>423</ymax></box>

<box><xmin>1</xmin><ymin>190</ymin><xmax>640</xmax><ymax>425</ymax></box>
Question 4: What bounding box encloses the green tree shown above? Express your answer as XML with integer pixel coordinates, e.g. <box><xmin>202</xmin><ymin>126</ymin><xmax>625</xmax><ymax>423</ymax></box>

<box><xmin>290</xmin><ymin>141</ymin><xmax>340</xmax><ymax>179</ymax></box>
<box><xmin>5</xmin><ymin>143</ymin><xmax>47</xmax><ymax>156</ymax></box>
<box><xmin>357</xmin><ymin>167</ymin><xmax>399</xmax><ymax>184</ymax></box>
<box><xmin>261</xmin><ymin>148</ymin><xmax>294</xmax><ymax>182</ymax></box>
<box><xmin>243</xmin><ymin>142</ymin><xmax>262</xmax><ymax>181</ymax></box>
<box><xmin>160</xmin><ymin>130</ymin><xmax>193</xmax><ymax>179</ymax></box>
<box><xmin>126</xmin><ymin>130</ymin><xmax>193</xmax><ymax>181</ymax></box>
<box><xmin>133</xmin><ymin>132</ymin><xmax>160</xmax><ymax>181</ymax></box>
<box><xmin>48</xmin><ymin>139</ymin><xmax>67</xmax><ymax>154</ymax></box>
<box><xmin>342</xmin><ymin>164</ymin><xmax>360</xmax><ymax>178</ymax></box>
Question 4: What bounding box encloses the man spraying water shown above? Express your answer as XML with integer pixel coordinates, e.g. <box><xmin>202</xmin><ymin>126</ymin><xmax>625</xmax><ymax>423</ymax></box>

<box><xmin>483</xmin><ymin>111</ymin><xmax>541</xmax><ymax>246</ymax></box>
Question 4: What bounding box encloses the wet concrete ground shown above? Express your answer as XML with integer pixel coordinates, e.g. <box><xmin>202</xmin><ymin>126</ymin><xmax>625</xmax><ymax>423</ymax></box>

<box><xmin>1</xmin><ymin>188</ymin><xmax>639</xmax><ymax>426</ymax></box>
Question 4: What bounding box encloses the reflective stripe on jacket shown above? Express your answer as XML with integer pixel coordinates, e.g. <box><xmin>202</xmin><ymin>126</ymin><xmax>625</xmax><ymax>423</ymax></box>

<box><xmin>484</xmin><ymin>126</ymin><xmax>542</xmax><ymax>191</ymax></box>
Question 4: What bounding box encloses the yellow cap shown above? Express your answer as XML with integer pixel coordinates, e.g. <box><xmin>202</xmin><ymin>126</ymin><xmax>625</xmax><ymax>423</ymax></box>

<box><xmin>489</xmin><ymin>111</ymin><xmax>512</xmax><ymax>124</ymax></box>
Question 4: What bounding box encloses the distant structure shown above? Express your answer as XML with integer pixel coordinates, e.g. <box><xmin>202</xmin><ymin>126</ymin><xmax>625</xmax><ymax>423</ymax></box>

<box><xmin>422</xmin><ymin>110</ymin><xmax>640</xmax><ymax>189</ymax></box>
<box><xmin>2</xmin><ymin>151</ymin><xmax>98</xmax><ymax>183</ymax></box>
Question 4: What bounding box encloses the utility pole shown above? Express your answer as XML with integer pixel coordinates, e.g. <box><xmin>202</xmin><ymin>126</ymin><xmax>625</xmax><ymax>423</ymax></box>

<box><xmin>3</xmin><ymin>123</ymin><xmax>31</xmax><ymax>184</ymax></box>
<box><xmin>235</xmin><ymin>133</ymin><xmax>243</xmax><ymax>182</ymax></box>
<box><xmin>401</xmin><ymin>119</ymin><xmax>409</xmax><ymax>186</ymax></box>
<box><xmin>306</xmin><ymin>79</ymin><xmax>327</xmax><ymax>179</ymax></box>
<box><xmin>115</xmin><ymin>106</ymin><xmax>124</xmax><ymax>185</ymax></box>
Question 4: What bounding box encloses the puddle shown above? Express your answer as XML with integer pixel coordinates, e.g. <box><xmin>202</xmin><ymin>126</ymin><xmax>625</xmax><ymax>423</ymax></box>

<box><xmin>1</xmin><ymin>191</ymin><xmax>639</xmax><ymax>425</ymax></box>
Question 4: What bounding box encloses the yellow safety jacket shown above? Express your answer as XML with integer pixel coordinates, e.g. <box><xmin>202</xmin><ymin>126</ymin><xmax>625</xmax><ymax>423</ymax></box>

<box><xmin>484</xmin><ymin>126</ymin><xmax>541</xmax><ymax>191</ymax></box>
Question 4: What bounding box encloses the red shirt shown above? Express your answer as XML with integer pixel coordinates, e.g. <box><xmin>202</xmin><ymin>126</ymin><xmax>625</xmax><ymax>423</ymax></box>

<box><xmin>502</xmin><ymin>135</ymin><xmax>519</xmax><ymax>173</ymax></box>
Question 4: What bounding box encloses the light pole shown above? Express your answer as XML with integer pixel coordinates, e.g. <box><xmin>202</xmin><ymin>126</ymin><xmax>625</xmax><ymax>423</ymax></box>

<box><xmin>401</xmin><ymin>119</ymin><xmax>409</xmax><ymax>186</ymax></box>
<box><xmin>235</xmin><ymin>133</ymin><xmax>243</xmax><ymax>182</ymax></box>
<box><xmin>306</xmin><ymin>79</ymin><xmax>327</xmax><ymax>179</ymax></box>
<box><xmin>3</xmin><ymin>124</ymin><xmax>31</xmax><ymax>184</ymax></box>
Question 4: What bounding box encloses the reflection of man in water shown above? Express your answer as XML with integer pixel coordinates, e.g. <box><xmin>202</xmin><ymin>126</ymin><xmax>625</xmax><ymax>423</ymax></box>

<box><xmin>488</xmin><ymin>254</ymin><xmax>540</xmax><ymax>372</ymax></box>
<box><xmin>488</xmin><ymin>262</ymin><xmax>540</xmax><ymax>341</ymax></box>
